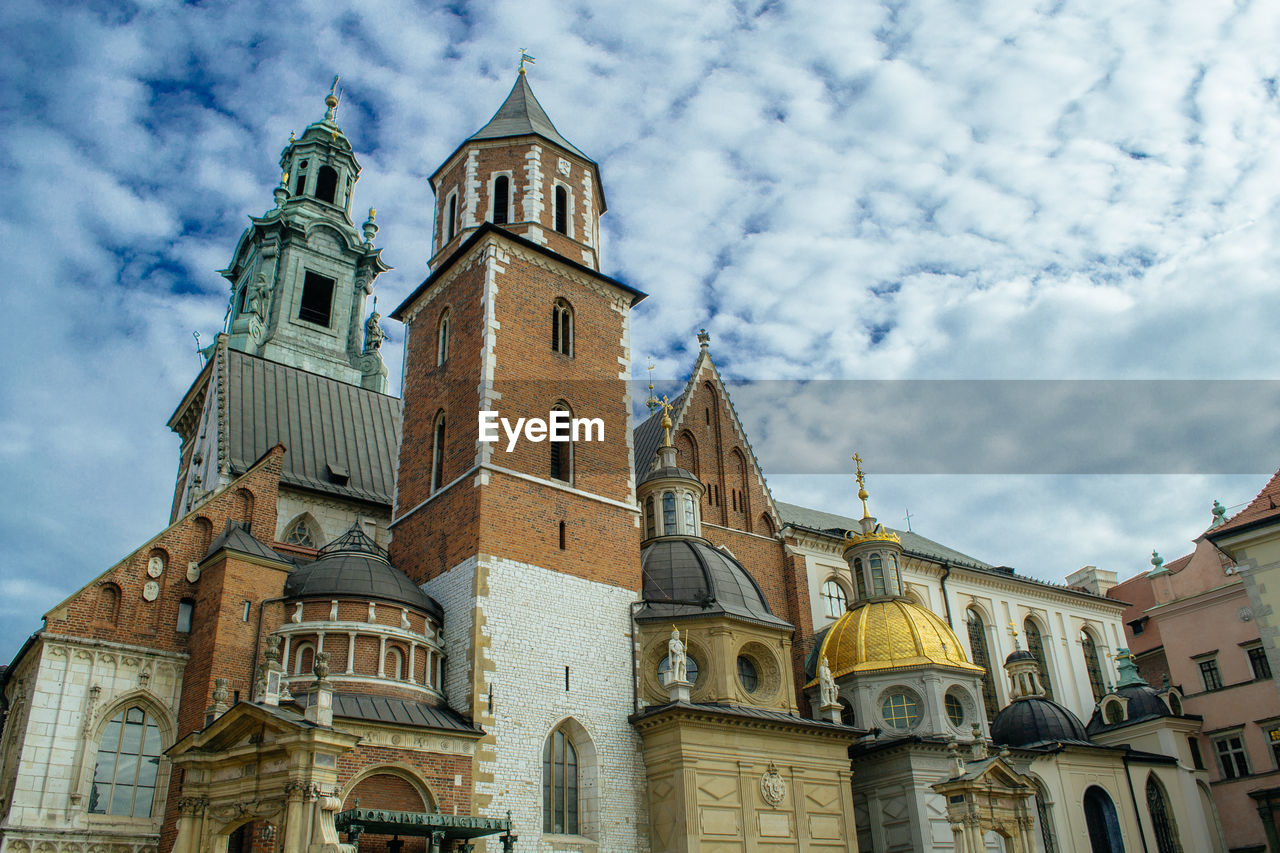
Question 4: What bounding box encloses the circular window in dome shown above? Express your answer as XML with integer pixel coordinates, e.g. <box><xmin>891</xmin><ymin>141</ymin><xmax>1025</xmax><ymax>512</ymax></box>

<box><xmin>881</xmin><ymin>689</ymin><xmax>923</xmax><ymax>730</ymax></box>
<box><xmin>658</xmin><ymin>654</ymin><xmax>699</xmax><ymax>685</ymax></box>
<box><xmin>1103</xmin><ymin>699</ymin><xmax>1125</xmax><ymax>725</ymax></box>
<box><xmin>945</xmin><ymin>692</ymin><xmax>965</xmax><ymax>727</ymax></box>
<box><xmin>737</xmin><ymin>656</ymin><xmax>759</xmax><ymax>693</ymax></box>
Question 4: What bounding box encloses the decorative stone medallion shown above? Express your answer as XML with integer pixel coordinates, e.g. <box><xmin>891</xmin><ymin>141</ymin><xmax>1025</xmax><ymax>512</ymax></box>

<box><xmin>187</xmin><ymin>561</ymin><xmax>201</xmax><ymax>583</ymax></box>
<box><xmin>147</xmin><ymin>556</ymin><xmax>164</xmax><ymax>578</ymax></box>
<box><xmin>142</xmin><ymin>581</ymin><xmax>160</xmax><ymax>602</ymax></box>
<box><xmin>557</xmin><ymin>157</ymin><xmax>572</xmax><ymax>176</ymax></box>
<box><xmin>760</xmin><ymin>763</ymin><xmax>786</xmax><ymax>806</ymax></box>
<box><xmin>1239</xmin><ymin>606</ymin><xmax>1254</xmax><ymax>622</ymax></box>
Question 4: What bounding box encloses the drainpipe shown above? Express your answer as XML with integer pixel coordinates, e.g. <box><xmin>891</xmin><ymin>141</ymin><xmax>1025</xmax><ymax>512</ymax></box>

<box><xmin>1122</xmin><ymin>753</ymin><xmax>1151</xmax><ymax>853</ymax></box>
<box><xmin>940</xmin><ymin>562</ymin><xmax>955</xmax><ymax>627</ymax></box>
<box><xmin>249</xmin><ymin>596</ymin><xmax>287</xmax><ymax>702</ymax></box>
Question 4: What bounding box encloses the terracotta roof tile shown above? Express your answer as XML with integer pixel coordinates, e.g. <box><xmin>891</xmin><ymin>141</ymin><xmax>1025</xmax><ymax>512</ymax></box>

<box><xmin>1210</xmin><ymin>467</ymin><xmax>1280</xmax><ymax>536</ymax></box>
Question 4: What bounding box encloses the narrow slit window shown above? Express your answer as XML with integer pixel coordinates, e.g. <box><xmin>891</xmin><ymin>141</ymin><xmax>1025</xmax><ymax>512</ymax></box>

<box><xmin>554</xmin><ymin>185</ymin><xmax>568</xmax><ymax>234</ymax></box>
<box><xmin>431</xmin><ymin>413</ymin><xmax>446</xmax><ymax>493</ymax></box>
<box><xmin>493</xmin><ymin>175</ymin><xmax>510</xmax><ymax>224</ymax></box>
<box><xmin>559</xmin><ymin>520</ymin><xmax>566</xmax><ymax>550</ymax></box>
<box><xmin>447</xmin><ymin>194</ymin><xmax>457</xmax><ymax>241</ymax></box>
<box><xmin>437</xmin><ymin>310</ymin><xmax>451</xmax><ymax>366</ymax></box>
<box><xmin>552</xmin><ymin>299</ymin><xmax>573</xmax><ymax>356</ymax></box>
<box><xmin>662</xmin><ymin>492</ymin><xmax>677</xmax><ymax>534</ymax></box>
<box><xmin>298</xmin><ymin>272</ymin><xmax>335</xmax><ymax>326</ymax></box>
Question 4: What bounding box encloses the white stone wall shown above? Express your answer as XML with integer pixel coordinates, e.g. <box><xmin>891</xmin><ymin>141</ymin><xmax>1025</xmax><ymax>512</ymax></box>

<box><xmin>275</xmin><ymin>487</ymin><xmax>391</xmax><ymax>549</ymax></box>
<box><xmin>425</xmin><ymin>557</ymin><xmax>649</xmax><ymax>852</ymax></box>
<box><xmin>0</xmin><ymin>634</ymin><xmax>184</xmax><ymax>850</ymax></box>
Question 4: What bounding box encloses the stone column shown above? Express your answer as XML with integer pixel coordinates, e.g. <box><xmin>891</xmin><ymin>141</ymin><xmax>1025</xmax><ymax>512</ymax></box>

<box><xmin>281</xmin><ymin>635</ymin><xmax>292</xmax><ymax>672</ymax></box>
<box><xmin>346</xmin><ymin>632</ymin><xmax>356</xmax><ymax>674</ymax></box>
<box><xmin>408</xmin><ymin>643</ymin><xmax>417</xmax><ymax>684</ymax></box>
<box><xmin>378</xmin><ymin>636</ymin><xmax>387</xmax><ymax>677</ymax></box>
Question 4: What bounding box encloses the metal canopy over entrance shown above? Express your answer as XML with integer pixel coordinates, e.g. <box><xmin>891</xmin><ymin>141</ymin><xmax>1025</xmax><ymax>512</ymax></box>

<box><xmin>337</xmin><ymin>808</ymin><xmax>515</xmax><ymax>851</ymax></box>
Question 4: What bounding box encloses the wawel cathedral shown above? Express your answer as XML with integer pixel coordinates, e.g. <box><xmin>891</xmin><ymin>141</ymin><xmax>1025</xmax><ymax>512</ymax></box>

<box><xmin>0</xmin><ymin>72</ymin><xmax>1227</xmax><ymax>852</ymax></box>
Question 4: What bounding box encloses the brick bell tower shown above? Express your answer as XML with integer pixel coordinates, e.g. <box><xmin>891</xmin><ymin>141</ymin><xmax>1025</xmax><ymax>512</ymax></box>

<box><xmin>389</xmin><ymin>68</ymin><xmax>649</xmax><ymax>849</ymax></box>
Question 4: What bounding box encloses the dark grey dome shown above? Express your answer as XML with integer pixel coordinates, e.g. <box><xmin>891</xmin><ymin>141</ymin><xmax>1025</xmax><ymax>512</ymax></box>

<box><xmin>991</xmin><ymin>697</ymin><xmax>1089</xmax><ymax>747</ymax></box>
<box><xmin>1005</xmin><ymin>649</ymin><xmax>1037</xmax><ymax>665</ymax></box>
<box><xmin>1086</xmin><ymin>684</ymin><xmax>1174</xmax><ymax>734</ymax></box>
<box><xmin>639</xmin><ymin>465</ymin><xmax>700</xmax><ymax>486</ymax></box>
<box><xmin>284</xmin><ymin>526</ymin><xmax>442</xmax><ymax>619</ymax></box>
<box><xmin>638</xmin><ymin>537</ymin><xmax>791</xmax><ymax>628</ymax></box>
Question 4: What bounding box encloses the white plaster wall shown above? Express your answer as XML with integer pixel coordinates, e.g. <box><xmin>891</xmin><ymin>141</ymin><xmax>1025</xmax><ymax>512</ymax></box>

<box><xmin>426</xmin><ymin>557</ymin><xmax>648</xmax><ymax>852</ymax></box>
<box><xmin>275</xmin><ymin>488</ymin><xmax>391</xmax><ymax>549</ymax></box>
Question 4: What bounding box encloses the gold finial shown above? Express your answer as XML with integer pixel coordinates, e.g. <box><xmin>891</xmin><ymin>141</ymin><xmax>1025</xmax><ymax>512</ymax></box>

<box><xmin>368</xmin><ymin>207</ymin><xmax>376</xmax><ymax>221</ymax></box>
<box><xmin>325</xmin><ymin>75</ymin><xmax>341</xmax><ymax>120</ymax></box>
<box><xmin>288</xmin><ymin>130</ymin><xmax>296</xmax><ymax>143</ymax></box>
<box><xmin>1007</xmin><ymin>622</ymin><xmax>1020</xmax><ymax>648</ymax></box>
<box><xmin>659</xmin><ymin>395</ymin><xmax>675</xmax><ymax>448</ymax></box>
<box><xmin>853</xmin><ymin>453</ymin><xmax>870</xmax><ymax>519</ymax></box>
<box><xmin>281</xmin><ymin>169</ymin><xmax>289</xmax><ymax>187</ymax></box>
<box><xmin>645</xmin><ymin>361</ymin><xmax>658</xmax><ymax>414</ymax></box>
<box><xmin>519</xmin><ymin>49</ymin><xmax>536</xmax><ymax>74</ymax></box>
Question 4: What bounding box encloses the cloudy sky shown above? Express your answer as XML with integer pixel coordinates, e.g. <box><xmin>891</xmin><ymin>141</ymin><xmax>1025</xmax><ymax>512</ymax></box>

<box><xmin>3</xmin><ymin>0</ymin><xmax>1279</xmax><ymax>662</ymax></box>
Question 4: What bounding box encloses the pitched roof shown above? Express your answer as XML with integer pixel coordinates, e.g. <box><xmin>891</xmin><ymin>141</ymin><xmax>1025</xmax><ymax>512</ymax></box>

<box><xmin>206</xmin><ymin>521</ymin><xmax>290</xmax><ymax>565</ymax></box>
<box><xmin>225</xmin><ymin>348</ymin><xmax>401</xmax><ymax>506</ymax></box>
<box><xmin>632</xmin><ymin>397</ymin><xmax>682</xmax><ymax>477</ymax></box>
<box><xmin>468</xmin><ymin>73</ymin><xmax>590</xmax><ymax>161</ymax></box>
<box><xmin>776</xmin><ymin>501</ymin><xmax>991</xmax><ymax>570</ymax></box>
<box><xmin>296</xmin><ymin>691</ymin><xmax>483</xmax><ymax>734</ymax></box>
<box><xmin>1209</xmin><ymin>467</ymin><xmax>1280</xmax><ymax>537</ymax></box>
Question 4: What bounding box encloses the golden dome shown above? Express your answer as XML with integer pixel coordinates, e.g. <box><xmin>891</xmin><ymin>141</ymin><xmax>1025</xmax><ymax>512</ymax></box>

<box><xmin>808</xmin><ymin>599</ymin><xmax>984</xmax><ymax>685</ymax></box>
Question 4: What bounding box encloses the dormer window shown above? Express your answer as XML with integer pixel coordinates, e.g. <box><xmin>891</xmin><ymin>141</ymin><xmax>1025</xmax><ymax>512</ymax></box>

<box><xmin>298</xmin><ymin>272</ymin><xmax>335</xmax><ymax>326</ymax></box>
<box><xmin>315</xmin><ymin>166</ymin><xmax>338</xmax><ymax>203</ymax></box>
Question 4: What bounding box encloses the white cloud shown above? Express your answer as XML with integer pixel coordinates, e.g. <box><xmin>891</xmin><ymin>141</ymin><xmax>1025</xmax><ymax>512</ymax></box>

<box><xmin>2</xmin><ymin>0</ymin><xmax>1280</xmax><ymax>662</ymax></box>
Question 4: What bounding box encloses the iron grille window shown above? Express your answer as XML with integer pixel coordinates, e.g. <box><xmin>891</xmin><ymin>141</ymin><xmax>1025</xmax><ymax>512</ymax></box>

<box><xmin>1199</xmin><ymin>658</ymin><xmax>1223</xmax><ymax>691</ymax></box>
<box><xmin>298</xmin><ymin>272</ymin><xmax>335</xmax><ymax>326</ymax></box>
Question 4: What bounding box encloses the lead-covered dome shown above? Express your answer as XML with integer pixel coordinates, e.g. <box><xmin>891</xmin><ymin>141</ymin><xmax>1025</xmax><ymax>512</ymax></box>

<box><xmin>811</xmin><ymin>599</ymin><xmax>983</xmax><ymax>683</ymax></box>
<box><xmin>1086</xmin><ymin>684</ymin><xmax>1176</xmax><ymax>735</ymax></box>
<box><xmin>638</xmin><ymin>537</ymin><xmax>791</xmax><ymax>628</ymax></box>
<box><xmin>992</xmin><ymin>697</ymin><xmax>1090</xmax><ymax>747</ymax></box>
<box><xmin>284</xmin><ymin>525</ymin><xmax>442</xmax><ymax>618</ymax></box>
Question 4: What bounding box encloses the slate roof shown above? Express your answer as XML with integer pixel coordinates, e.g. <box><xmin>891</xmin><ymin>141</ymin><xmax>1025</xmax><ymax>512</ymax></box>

<box><xmin>284</xmin><ymin>548</ymin><xmax>443</xmax><ymax>619</ymax></box>
<box><xmin>468</xmin><ymin>73</ymin><xmax>590</xmax><ymax>162</ymax></box>
<box><xmin>776</xmin><ymin>501</ymin><xmax>991</xmax><ymax>570</ymax></box>
<box><xmin>297</xmin><ymin>691</ymin><xmax>483</xmax><ymax>734</ymax></box>
<box><xmin>1208</xmin><ymin>466</ymin><xmax>1280</xmax><ymax>537</ymax></box>
<box><xmin>638</xmin><ymin>538</ymin><xmax>792</xmax><ymax>629</ymax></box>
<box><xmin>225</xmin><ymin>348</ymin><xmax>401</xmax><ymax>506</ymax></box>
<box><xmin>630</xmin><ymin>700</ymin><xmax>862</xmax><ymax>734</ymax></box>
<box><xmin>632</xmin><ymin>398</ymin><xmax>681</xmax><ymax>477</ymax></box>
<box><xmin>206</xmin><ymin>521</ymin><xmax>290</xmax><ymax>565</ymax></box>
<box><xmin>990</xmin><ymin>697</ymin><xmax>1091</xmax><ymax>748</ymax></box>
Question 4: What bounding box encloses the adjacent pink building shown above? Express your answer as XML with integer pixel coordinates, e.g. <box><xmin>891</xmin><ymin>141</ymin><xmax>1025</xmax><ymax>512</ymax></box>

<box><xmin>1112</xmin><ymin>516</ymin><xmax>1280</xmax><ymax>853</ymax></box>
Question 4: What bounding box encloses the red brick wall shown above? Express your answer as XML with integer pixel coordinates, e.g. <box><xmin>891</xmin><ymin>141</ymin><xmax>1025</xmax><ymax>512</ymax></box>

<box><xmin>431</xmin><ymin>141</ymin><xmax>600</xmax><ymax>270</ymax></box>
<box><xmin>336</xmin><ymin>745</ymin><xmax>474</xmax><ymax>853</ymax></box>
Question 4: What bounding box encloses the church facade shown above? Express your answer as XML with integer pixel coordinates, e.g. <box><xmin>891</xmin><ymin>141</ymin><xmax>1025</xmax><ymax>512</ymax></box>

<box><xmin>0</xmin><ymin>73</ymin><xmax>1225</xmax><ymax>853</ymax></box>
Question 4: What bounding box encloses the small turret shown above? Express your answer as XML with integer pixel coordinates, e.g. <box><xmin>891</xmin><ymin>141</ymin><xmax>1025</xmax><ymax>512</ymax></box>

<box><xmin>842</xmin><ymin>454</ymin><xmax>906</xmax><ymax>602</ymax></box>
<box><xmin>638</xmin><ymin>396</ymin><xmax>706</xmax><ymax>541</ymax></box>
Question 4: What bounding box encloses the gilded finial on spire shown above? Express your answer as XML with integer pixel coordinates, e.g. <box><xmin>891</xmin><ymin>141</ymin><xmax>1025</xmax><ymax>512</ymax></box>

<box><xmin>1007</xmin><ymin>622</ymin><xmax>1020</xmax><ymax>648</ymax></box>
<box><xmin>519</xmin><ymin>50</ymin><xmax>535</xmax><ymax>74</ymax></box>
<box><xmin>645</xmin><ymin>361</ymin><xmax>658</xmax><ymax>414</ymax></box>
<box><xmin>853</xmin><ymin>453</ymin><xmax>870</xmax><ymax>519</ymax></box>
<box><xmin>659</xmin><ymin>395</ymin><xmax>675</xmax><ymax>448</ymax></box>
<box><xmin>325</xmin><ymin>75</ymin><xmax>341</xmax><ymax>121</ymax></box>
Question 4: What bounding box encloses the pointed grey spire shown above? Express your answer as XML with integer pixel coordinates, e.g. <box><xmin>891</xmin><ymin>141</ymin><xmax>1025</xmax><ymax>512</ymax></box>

<box><xmin>469</xmin><ymin>73</ymin><xmax>590</xmax><ymax>161</ymax></box>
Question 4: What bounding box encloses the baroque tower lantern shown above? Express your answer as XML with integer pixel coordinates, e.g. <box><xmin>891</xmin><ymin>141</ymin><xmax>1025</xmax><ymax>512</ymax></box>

<box><xmin>220</xmin><ymin>79</ymin><xmax>391</xmax><ymax>392</ymax></box>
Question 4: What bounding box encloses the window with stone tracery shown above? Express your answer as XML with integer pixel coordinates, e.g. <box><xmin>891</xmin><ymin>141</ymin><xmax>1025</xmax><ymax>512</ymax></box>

<box><xmin>284</xmin><ymin>516</ymin><xmax>317</xmax><ymax>548</ymax></box>
<box><xmin>89</xmin><ymin>706</ymin><xmax>163</xmax><ymax>818</ymax></box>
<box><xmin>543</xmin><ymin>726</ymin><xmax>578</xmax><ymax>834</ymax></box>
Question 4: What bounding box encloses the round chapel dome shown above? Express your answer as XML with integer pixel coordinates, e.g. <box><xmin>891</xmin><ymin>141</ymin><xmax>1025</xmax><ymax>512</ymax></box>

<box><xmin>813</xmin><ymin>599</ymin><xmax>984</xmax><ymax>680</ymax></box>
<box><xmin>284</xmin><ymin>525</ymin><xmax>442</xmax><ymax>619</ymax></box>
<box><xmin>637</xmin><ymin>538</ymin><xmax>791</xmax><ymax>628</ymax></box>
<box><xmin>991</xmin><ymin>697</ymin><xmax>1090</xmax><ymax>747</ymax></box>
<box><xmin>1086</xmin><ymin>684</ymin><xmax>1176</xmax><ymax>735</ymax></box>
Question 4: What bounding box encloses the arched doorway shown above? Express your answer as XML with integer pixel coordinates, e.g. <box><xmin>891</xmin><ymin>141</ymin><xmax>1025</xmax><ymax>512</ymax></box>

<box><xmin>1083</xmin><ymin>786</ymin><xmax>1126</xmax><ymax>853</ymax></box>
<box><xmin>1145</xmin><ymin>774</ymin><xmax>1181</xmax><ymax>853</ymax></box>
<box><xmin>343</xmin><ymin>770</ymin><xmax>434</xmax><ymax>853</ymax></box>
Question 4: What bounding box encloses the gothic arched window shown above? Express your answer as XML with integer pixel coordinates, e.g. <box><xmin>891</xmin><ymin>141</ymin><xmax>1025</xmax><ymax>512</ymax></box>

<box><xmin>88</xmin><ymin>706</ymin><xmax>163</xmax><ymax>818</ymax></box>
<box><xmin>437</xmin><ymin>310</ymin><xmax>451</xmax><ymax>365</ymax></box>
<box><xmin>821</xmin><ymin>580</ymin><xmax>847</xmax><ymax>618</ymax></box>
<box><xmin>1146</xmin><ymin>775</ymin><xmax>1180</xmax><ymax>853</ymax></box>
<box><xmin>554</xmin><ymin>185</ymin><xmax>569</xmax><ymax>234</ymax></box>
<box><xmin>1024</xmin><ymin>617</ymin><xmax>1054</xmax><ymax>700</ymax></box>
<box><xmin>543</xmin><ymin>726</ymin><xmax>579</xmax><ymax>835</ymax></box>
<box><xmin>1081</xmin><ymin>630</ymin><xmax>1106</xmax><ymax>704</ymax></box>
<box><xmin>493</xmin><ymin>175</ymin><xmax>510</xmax><ymax>224</ymax></box>
<box><xmin>315</xmin><ymin>166</ymin><xmax>338</xmax><ymax>203</ymax></box>
<box><xmin>1083</xmin><ymin>786</ymin><xmax>1125</xmax><ymax>853</ymax></box>
<box><xmin>1031</xmin><ymin>778</ymin><xmax>1058</xmax><ymax>853</ymax></box>
<box><xmin>431</xmin><ymin>412</ymin><xmax>446</xmax><ymax>494</ymax></box>
<box><xmin>284</xmin><ymin>515</ymin><xmax>318</xmax><ymax>548</ymax></box>
<box><xmin>966</xmin><ymin>608</ymin><xmax>999</xmax><ymax>722</ymax></box>
<box><xmin>552</xmin><ymin>299</ymin><xmax>573</xmax><ymax>356</ymax></box>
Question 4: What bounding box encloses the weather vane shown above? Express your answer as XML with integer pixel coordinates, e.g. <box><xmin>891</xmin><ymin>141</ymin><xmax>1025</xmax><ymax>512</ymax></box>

<box><xmin>519</xmin><ymin>49</ymin><xmax>535</xmax><ymax>74</ymax></box>
<box><xmin>852</xmin><ymin>453</ymin><xmax>870</xmax><ymax>518</ymax></box>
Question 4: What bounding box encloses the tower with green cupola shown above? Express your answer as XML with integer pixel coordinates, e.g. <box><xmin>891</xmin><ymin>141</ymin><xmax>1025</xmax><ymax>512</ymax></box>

<box><xmin>220</xmin><ymin>79</ymin><xmax>391</xmax><ymax>392</ymax></box>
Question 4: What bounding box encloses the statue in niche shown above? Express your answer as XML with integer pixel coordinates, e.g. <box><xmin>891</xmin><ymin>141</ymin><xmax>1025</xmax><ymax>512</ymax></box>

<box><xmin>667</xmin><ymin>626</ymin><xmax>687</xmax><ymax>684</ymax></box>
<box><xmin>819</xmin><ymin>656</ymin><xmax>837</xmax><ymax>708</ymax></box>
